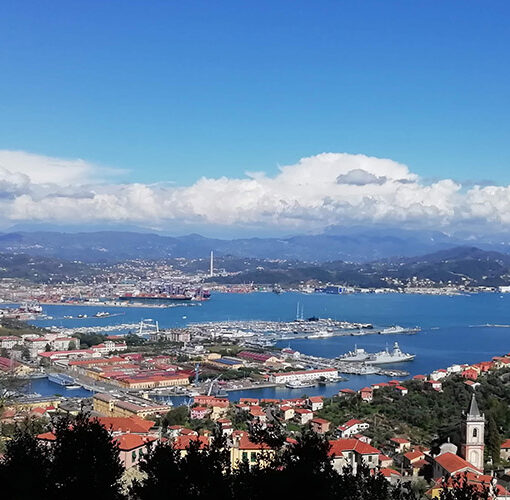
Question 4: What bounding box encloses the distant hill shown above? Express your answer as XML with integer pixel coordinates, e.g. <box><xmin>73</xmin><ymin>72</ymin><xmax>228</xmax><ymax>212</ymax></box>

<box><xmin>0</xmin><ymin>253</ymin><xmax>97</xmax><ymax>283</ymax></box>
<box><xmin>211</xmin><ymin>246</ymin><xmax>510</xmax><ymax>288</ymax></box>
<box><xmin>0</xmin><ymin>245</ymin><xmax>509</xmax><ymax>287</ymax></box>
<box><xmin>1</xmin><ymin>228</ymin><xmax>510</xmax><ymax>263</ymax></box>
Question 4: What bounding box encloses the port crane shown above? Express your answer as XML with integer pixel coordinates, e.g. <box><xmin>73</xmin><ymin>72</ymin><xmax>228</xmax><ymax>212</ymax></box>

<box><xmin>207</xmin><ymin>375</ymin><xmax>222</xmax><ymax>396</ymax></box>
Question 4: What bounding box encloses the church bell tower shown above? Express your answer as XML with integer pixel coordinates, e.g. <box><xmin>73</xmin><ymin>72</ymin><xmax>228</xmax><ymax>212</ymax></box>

<box><xmin>460</xmin><ymin>393</ymin><xmax>485</xmax><ymax>471</ymax></box>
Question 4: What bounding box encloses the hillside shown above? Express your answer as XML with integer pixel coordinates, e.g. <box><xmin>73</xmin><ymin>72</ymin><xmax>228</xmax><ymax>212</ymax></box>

<box><xmin>1</xmin><ymin>228</ymin><xmax>510</xmax><ymax>263</ymax></box>
<box><xmin>0</xmin><ymin>253</ymin><xmax>98</xmax><ymax>283</ymax></box>
<box><xmin>211</xmin><ymin>246</ymin><xmax>510</xmax><ymax>288</ymax></box>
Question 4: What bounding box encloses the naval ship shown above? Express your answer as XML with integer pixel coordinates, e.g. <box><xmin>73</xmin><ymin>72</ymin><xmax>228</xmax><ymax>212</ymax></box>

<box><xmin>365</xmin><ymin>342</ymin><xmax>415</xmax><ymax>364</ymax></box>
<box><xmin>338</xmin><ymin>342</ymin><xmax>415</xmax><ymax>364</ymax></box>
<box><xmin>337</xmin><ymin>345</ymin><xmax>370</xmax><ymax>362</ymax></box>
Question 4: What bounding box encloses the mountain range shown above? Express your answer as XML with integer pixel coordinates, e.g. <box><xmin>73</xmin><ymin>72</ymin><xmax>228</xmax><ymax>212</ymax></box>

<box><xmin>210</xmin><ymin>246</ymin><xmax>510</xmax><ymax>288</ymax></box>
<box><xmin>1</xmin><ymin>227</ymin><xmax>510</xmax><ymax>263</ymax></box>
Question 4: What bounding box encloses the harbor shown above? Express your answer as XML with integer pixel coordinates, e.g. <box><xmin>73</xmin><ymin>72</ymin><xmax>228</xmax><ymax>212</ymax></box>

<box><xmin>180</xmin><ymin>318</ymin><xmax>420</xmax><ymax>347</ymax></box>
<box><xmin>10</xmin><ymin>291</ymin><xmax>510</xmax><ymax>402</ymax></box>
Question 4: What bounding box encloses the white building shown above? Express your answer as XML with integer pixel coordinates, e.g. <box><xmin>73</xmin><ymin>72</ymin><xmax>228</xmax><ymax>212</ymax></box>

<box><xmin>91</xmin><ymin>340</ymin><xmax>127</xmax><ymax>354</ymax></box>
<box><xmin>269</xmin><ymin>368</ymin><xmax>338</xmax><ymax>384</ymax></box>
<box><xmin>338</xmin><ymin>419</ymin><xmax>370</xmax><ymax>438</ymax></box>
<box><xmin>0</xmin><ymin>336</ymin><xmax>23</xmax><ymax>349</ymax></box>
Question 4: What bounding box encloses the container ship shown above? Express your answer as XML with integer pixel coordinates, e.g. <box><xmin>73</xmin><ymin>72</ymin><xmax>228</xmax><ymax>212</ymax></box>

<box><xmin>119</xmin><ymin>292</ymin><xmax>192</xmax><ymax>301</ymax></box>
<box><xmin>119</xmin><ymin>286</ymin><xmax>210</xmax><ymax>302</ymax></box>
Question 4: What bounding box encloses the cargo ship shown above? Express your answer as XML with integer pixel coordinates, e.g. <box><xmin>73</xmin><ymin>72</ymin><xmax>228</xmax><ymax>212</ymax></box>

<box><xmin>119</xmin><ymin>293</ymin><xmax>192</xmax><ymax>301</ymax></box>
<box><xmin>119</xmin><ymin>286</ymin><xmax>210</xmax><ymax>302</ymax></box>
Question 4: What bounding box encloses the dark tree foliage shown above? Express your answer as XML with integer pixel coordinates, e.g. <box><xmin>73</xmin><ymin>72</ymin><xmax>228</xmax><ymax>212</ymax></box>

<box><xmin>0</xmin><ymin>422</ymin><xmax>51</xmax><ymax>499</ymax></box>
<box><xmin>485</xmin><ymin>413</ymin><xmax>501</xmax><ymax>464</ymax></box>
<box><xmin>129</xmin><ymin>441</ymin><xmax>182</xmax><ymax>499</ymax></box>
<box><xmin>439</xmin><ymin>473</ymin><xmax>490</xmax><ymax>500</ymax></box>
<box><xmin>74</xmin><ymin>332</ymin><xmax>107</xmax><ymax>348</ymax></box>
<box><xmin>162</xmin><ymin>405</ymin><xmax>189</xmax><ymax>427</ymax></box>
<box><xmin>47</xmin><ymin>413</ymin><xmax>125</xmax><ymax>500</ymax></box>
<box><xmin>132</xmin><ymin>423</ymin><xmax>421</xmax><ymax>500</ymax></box>
<box><xmin>0</xmin><ymin>414</ymin><xmax>490</xmax><ymax>500</ymax></box>
<box><xmin>131</xmin><ymin>426</ymin><xmax>231</xmax><ymax>500</ymax></box>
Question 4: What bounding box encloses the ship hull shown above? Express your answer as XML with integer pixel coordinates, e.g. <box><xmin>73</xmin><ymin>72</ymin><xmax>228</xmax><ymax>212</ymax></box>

<box><xmin>119</xmin><ymin>295</ymin><xmax>192</xmax><ymax>301</ymax></box>
<box><xmin>365</xmin><ymin>355</ymin><xmax>416</xmax><ymax>365</ymax></box>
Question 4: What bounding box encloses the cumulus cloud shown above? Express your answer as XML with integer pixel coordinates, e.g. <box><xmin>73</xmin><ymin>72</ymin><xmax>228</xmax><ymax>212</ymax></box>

<box><xmin>0</xmin><ymin>150</ymin><xmax>123</xmax><ymax>185</ymax></box>
<box><xmin>0</xmin><ymin>150</ymin><xmax>509</xmax><ymax>234</ymax></box>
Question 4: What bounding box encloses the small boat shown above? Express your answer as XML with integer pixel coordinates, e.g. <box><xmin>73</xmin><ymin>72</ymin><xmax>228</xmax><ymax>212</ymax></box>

<box><xmin>285</xmin><ymin>380</ymin><xmax>317</xmax><ymax>389</ymax></box>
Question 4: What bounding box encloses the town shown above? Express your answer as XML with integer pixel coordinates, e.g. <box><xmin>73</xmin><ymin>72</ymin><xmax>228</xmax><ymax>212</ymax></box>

<box><xmin>2</xmin><ymin>312</ymin><xmax>510</xmax><ymax>498</ymax></box>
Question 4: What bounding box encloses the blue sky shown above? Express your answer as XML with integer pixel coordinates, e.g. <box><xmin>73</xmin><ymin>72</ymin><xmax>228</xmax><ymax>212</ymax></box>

<box><xmin>1</xmin><ymin>0</ymin><xmax>509</xmax><ymax>185</ymax></box>
<box><xmin>0</xmin><ymin>1</ymin><xmax>509</xmax><ymax>234</ymax></box>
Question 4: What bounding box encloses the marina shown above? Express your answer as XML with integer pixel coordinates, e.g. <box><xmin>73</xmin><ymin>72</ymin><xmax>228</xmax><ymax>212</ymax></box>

<box><xmin>13</xmin><ymin>291</ymin><xmax>510</xmax><ymax>401</ymax></box>
<box><xmin>183</xmin><ymin>318</ymin><xmax>420</xmax><ymax>347</ymax></box>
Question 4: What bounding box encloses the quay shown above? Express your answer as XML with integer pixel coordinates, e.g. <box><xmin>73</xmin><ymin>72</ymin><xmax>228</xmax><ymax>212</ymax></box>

<box><xmin>49</xmin><ymin>322</ymin><xmax>143</xmax><ymax>335</ymax></box>
<box><xmin>186</xmin><ymin>318</ymin><xmax>420</xmax><ymax>346</ymax></box>
<box><xmin>39</xmin><ymin>300</ymin><xmax>202</xmax><ymax>309</ymax></box>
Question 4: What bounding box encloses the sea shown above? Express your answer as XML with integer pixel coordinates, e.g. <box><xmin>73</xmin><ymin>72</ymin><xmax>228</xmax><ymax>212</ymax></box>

<box><xmin>22</xmin><ymin>291</ymin><xmax>510</xmax><ymax>403</ymax></box>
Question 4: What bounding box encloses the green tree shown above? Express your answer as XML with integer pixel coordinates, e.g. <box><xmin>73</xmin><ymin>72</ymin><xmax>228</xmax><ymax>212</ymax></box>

<box><xmin>485</xmin><ymin>413</ymin><xmax>501</xmax><ymax>464</ymax></box>
<box><xmin>0</xmin><ymin>422</ymin><xmax>51</xmax><ymax>498</ymax></box>
<box><xmin>163</xmin><ymin>406</ymin><xmax>188</xmax><ymax>427</ymax></box>
<box><xmin>130</xmin><ymin>441</ymin><xmax>182</xmax><ymax>499</ymax></box>
<box><xmin>21</xmin><ymin>345</ymin><xmax>30</xmax><ymax>360</ymax></box>
<box><xmin>47</xmin><ymin>413</ymin><xmax>125</xmax><ymax>500</ymax></box>
<box><xmin>132</xmin><ymin>426</ymin><xmax>231</xmax><ymax>500</ymax></box>
<box><xmin>439</xmin><ymin>473</ymin><xmax>490</xmax><ymax>499</ymax></box>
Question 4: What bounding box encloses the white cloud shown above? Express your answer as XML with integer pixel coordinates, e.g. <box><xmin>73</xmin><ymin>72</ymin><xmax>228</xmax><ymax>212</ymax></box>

<box><xmin>0</xmin><ymin>150</ymin><xmax>123</xmax><ymax>185</ymax></box>
<box><xmin>0</xmin><ymin>150</ymin><xmax>509</xmax><ymax>234</ymax></box>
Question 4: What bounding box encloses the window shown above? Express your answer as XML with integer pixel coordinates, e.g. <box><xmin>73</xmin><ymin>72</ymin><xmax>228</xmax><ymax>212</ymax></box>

<box><xmin>132</xmin><ymin>450</ymin><xmax>137</xmax><ymax>462</ymax></box>
<box><xmin>473</xmin><ymin>428</ymin><xmax>478</xmax><ymax>438</ymax></box>
<box><xmin>242</xmin><ymin>452</ymin><xmax>248</xmax><ymax>461</ymax></box>
<box><xmin>251</xmin><ymin>453</ymin><xmax>257</xmax><ymax>463</ymax></box>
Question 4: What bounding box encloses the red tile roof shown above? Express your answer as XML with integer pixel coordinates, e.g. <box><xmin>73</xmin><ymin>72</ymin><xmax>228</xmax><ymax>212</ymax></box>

<box><xmin>329</xmin><ymin>439</ymin><xmax>380</xmax><ymax>456</ymax></box>
<box><xmin>311</xmin><ymin>418</ymin><xmax>330</xmax><ymax>425</ymax></box>
<box><xmin>378</xmin><ymin>468</ymin><xmax>401</xmax><ymax>477</ymax></box>
<box><xmin>37</xmin><ymin>431</ymin><xmax>56</xmax><ymax>441</ymax></box>
<box><xmin>173</xmin><ymin>435</ymin><xmax>209</xmax><ymax>450</ymax></box>
<box><xmin>343</xmin><ymin>418</ymin><xmax>362</xmax><ymax>427</ymax></box>
<box><xmin>94</xmin><ymin>416</ymin><xmax>155</xmax><ymax>433</ymax></box>
<box><xmin>308</xmin><ymin>396</ymin><xmax>324</xmax><ymax>403</ymax></box>
<box><xmin>404</xmin><ymin>450</ymin><xmax>424</xmax><ymax>462</ymax></box>
<box><xmin>390</xmin><ymin>437</ymin><xmax>410</xmax><ymax>445</ymax></box>
<box><xmin>435</xmin><ymin>452</ymin><xmax>481</xmax><ymax>474</ymax></box>
<box><xmin>114</xmin><ymin>433</ymin><xmax>157</xmax><ymax>451</ymax></box>
<box><xmin>236</xmin><ymin>432</ymin><xmax>271</xmax><ymax>450</ymax></box>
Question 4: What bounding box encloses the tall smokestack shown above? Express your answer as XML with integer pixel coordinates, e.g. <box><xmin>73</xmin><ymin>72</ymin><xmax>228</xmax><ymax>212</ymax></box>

<box><xmin>210</xmin><ymin>250</ymin><xmax>214</xmax><ymax>277</ymax></box>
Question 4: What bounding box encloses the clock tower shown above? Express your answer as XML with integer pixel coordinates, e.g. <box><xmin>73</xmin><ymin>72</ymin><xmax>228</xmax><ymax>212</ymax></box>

<box><xmin>460</xmin><ymin>393</ymin><xmax>485</xmax><ymax>471</ymax></box>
